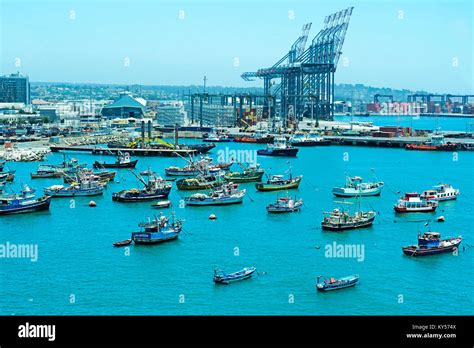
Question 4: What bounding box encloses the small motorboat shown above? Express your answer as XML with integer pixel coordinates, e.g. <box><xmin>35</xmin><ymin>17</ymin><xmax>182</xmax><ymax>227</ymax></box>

<box><xmin>131</xmin><ymin>213</ymin><xmax>183</xmax><ymax>245</ymax></box>
<box><xmin>402</xmin><ymin>232</ymin><xmax>462</xmax><ymax>257</ymax></box>
<box><xmin>332</xmin><ymin>176</ymin><xmax>384</xmax><ymax>197</ymax></box>
<box><xmin>316</xmin><ymin>274</ymin><xmax>359</xmax><ymax>291</ymax></box>
<box><xmin>151</xmin><ymin>200</ymin><xmax>172</xmax><ymax>209</ymax></box>
<box><xmin>290</xmin><ymin>133</ymin><xmax>331</xmax><ymax>147</ymax></box>
<box><xmin>113</xmin><ymin>239</ymin><xmax>132</xmax><ymax>247</ymax></box>
<box><xmin>213</xmin><ymin>267</ymin><xmax>256</xmax><ymax>284</ymax></box>
<box><xmin>266</xmin><ymin>195</ymin><xmax>303</xmax><ymax>213</ymax></box>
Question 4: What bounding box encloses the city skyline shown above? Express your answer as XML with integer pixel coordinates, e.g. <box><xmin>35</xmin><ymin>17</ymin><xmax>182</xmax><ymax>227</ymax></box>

<box><xmin>1</xmin><ymin>0</ymin><xmax>472</xmax><ymax>94</ymax></box>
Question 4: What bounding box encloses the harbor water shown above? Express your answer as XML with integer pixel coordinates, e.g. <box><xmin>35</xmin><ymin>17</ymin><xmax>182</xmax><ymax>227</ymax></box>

<box><xmin>0</xmin><ymin>138</ymin><xmax>473</xmax><ymax>315</ymax></box>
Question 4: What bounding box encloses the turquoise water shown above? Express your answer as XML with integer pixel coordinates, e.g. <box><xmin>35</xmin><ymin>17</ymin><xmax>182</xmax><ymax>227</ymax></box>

<box><xmin>0</xmin><ymin>140</ymin><xmax>473</xmax><ymax>315</ymax></box>
<box><xmin>335</xmin><ymin>115</ymin><xmax>474</xmax><ymax>132</ymax></box>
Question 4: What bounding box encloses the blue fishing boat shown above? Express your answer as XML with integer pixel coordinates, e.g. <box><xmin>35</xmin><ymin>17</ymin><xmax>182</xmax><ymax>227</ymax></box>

<box><xmin>44</xmin><ymin>180</ymin><xmax>104</xmax><ymax>197</ymax></box>
<box><xmin>213</xmin><ymin>267</ymin><xmax>256</xmax><ymax>284</ymax></box>
<box><xmin>131</xmin><ymin>213</ymin><xmax>183</xmax><ymax>244</ymax></box>
<box><xmin>316</xmin><ymin>274</ymin><xmax>359</xmax><ymax>291</ymax></box>
<box><xmin>402</xmin><ymin>232</ymin><xmax>462</xmax><ymax>257</ymax></box>
<box><xmin>0</xmin><ymin>185</ymin><xmax>51</xmax><ymax>215</ymax></box>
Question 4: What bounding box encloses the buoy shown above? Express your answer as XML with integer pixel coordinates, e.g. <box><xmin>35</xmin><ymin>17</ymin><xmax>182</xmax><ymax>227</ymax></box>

<box><xmin>89</xmin><ymin>201</ymin><xmax>97</xmax><ymax>207</ymax></box>
<box><xmin>209</xmin><ymin>214</ymin><xmax>217</xmax><ymax>220</ymax></box>
<box><xmin>437</xmin><ymin>216</ymin><xmax>445</xmax><ymax>222</ymax></box>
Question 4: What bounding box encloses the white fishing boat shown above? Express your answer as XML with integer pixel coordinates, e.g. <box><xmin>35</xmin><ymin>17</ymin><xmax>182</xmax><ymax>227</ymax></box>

<box><xmin>332</xmin><ymin>176</ymin><xmax>384</xmax><ymax>197</ymax></box>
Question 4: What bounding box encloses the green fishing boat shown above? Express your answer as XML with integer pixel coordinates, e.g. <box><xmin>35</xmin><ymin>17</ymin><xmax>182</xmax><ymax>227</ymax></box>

<box><xmin>176</xmin><ymin>174</ymin><xmax>225</xmax><ymax>191</ymax></box>
<box><xmin>255</xmin><ymin>175</ymin><xmax>302</xmax><ymax>191</ymax></box>
<box><xmin>224</xmin><ymin>164</ymin><xmax>264</xmax><ymax>183</ymax></box>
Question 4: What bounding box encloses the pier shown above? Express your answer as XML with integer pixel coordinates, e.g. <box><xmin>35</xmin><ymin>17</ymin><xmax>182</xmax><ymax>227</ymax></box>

<box><xmin>50</xmin><ymin>145</ymin><xmax>198</xmax><ymax>157</ymax></box>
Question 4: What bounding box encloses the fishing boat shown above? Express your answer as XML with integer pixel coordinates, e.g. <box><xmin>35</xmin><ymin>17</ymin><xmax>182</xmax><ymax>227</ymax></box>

<box><xmin>213</xmin><ymin>267</ymin><xmax>256</xmax><ymax>284</ymax></box>
<box><xmin>0</xmin><ymin>170</ymin><xmax>15</xmax><ymax>181</ymax></box>
<box><xmin>185</xmin><ymin>182</ymin><xmax>246</xmax><ymax>206</ymax></box>
<box><xmin>266</xmin><ymin>195</ymin><xmax>303</xmax><ymax>213</ymax></box>
<box><xmin>44</xmin><ymin>180</ymin><xmax>104</xmax><ymax>197</ymax></box>
<box><xmin>402</xmin><ymin>232</ymin><xmax>462</xmax><ymax>257</ymax></box>
<box><xmin>394</xmin><ymin>193</ymin><xmax>438</xmax><ymax>213</ymax></box>
<box><xmin>63</xmin><ymin>169</ymin><xmax>116</xmax><ymax>184</ymax></box>
<box><xmin>316</xmin><ymin>274</ymin><xmax>359</xmax><ymax>291</ymax></box>
<box><xmin>290</xmin><ymin>133</ymin><xmax>331</xmax><ymax>147</ymax></box>
<box><xmin>255</xmin><ymin>167</ymin><xmax>302</xmax><ymax>192</ymax></box>
<box><xmin>112</xmin><ymin>172</ymin><xmax>172</xmax><ymax>202</ymax></box>
<box><xmin>405</xmin><ymin>133</ymin><xmax>457</xmax><ymax>151</ymax></box>
<box><xmin>224</xmin><ymin>164</ymin><xmax>264</xmax><ymax>183</ymax></box>
<box><xmin>234</xmin><ymin>130</ymin><xmax>274</xmax><ymax>144</ymax></box>
<box><xmin>165</xmin><ymin>156</ymin><xmax>211</xmax><ymax>177</ymax></box>
<box><xmin>257</xmin><ymin>136</ymin><xmax>299</xmax><ymax>157</ymax></box>
<box><xmin>176</xmin><ymin>173</ymin><xmax>225</xmax><ymax>191</ymax></box>
<box><xmin>93</xmin><ymin>152</ymin><xmax>138</xmax><ymax>169</ymax></box>
<box><xmin>31</xmin><ymin>165</ymin><xmax>62</xmax><ymax>179</ymax></box>
<box><xmin>131</xmin><ymin>213</ymin><xmax>183</xmax><ymax>244</ymax></box>
<box><xmin>322</xmin><ymin>208</ymin><xmax>376</xmax><ymax>231</ymax></box>
<box><xmin>332</xmin><ymin>176</ymin><xmax>384</xmax><ymax>197</ymax></box>
<box><xmin>420</xmin><ymin>184</ymin><xmax>460</xmax><ymax>201</ymax></box>
<box><xmin>0</xmin><ymin>185</ymin><xmax>51</xmax><ymax>215</ymax></box>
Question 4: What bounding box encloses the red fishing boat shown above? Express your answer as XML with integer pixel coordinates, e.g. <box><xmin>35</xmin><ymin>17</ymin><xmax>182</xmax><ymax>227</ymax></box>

<box><xmin>405</xmin><ymin>134</ymin><xmax>457</xmax><ymax>151</ymax></box>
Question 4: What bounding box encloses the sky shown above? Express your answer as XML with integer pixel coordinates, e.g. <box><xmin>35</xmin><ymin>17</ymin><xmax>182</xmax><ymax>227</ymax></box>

<box><xmin>0</xmin><ymin>0</ymin><xmax>472</xmax><ymax>93</ymax></box>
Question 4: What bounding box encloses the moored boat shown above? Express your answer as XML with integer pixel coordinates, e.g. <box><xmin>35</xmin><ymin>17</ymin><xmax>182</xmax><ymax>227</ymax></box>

<box><xmin>151</xmin><ymin>200</ymin><xmax>172</xmax><ymax>209</ymax></box>
<box><xmin>234</xmin><ymin>130</ymin><xmax>274</xmax><ymax>144</ymax></box>
<box><xmin>420</xmin><ymin>184</ymin><xmax>460</xmax><ymax>202</ymax></box>
<box><xmin>131</xmin><ymin>213</ymin><xmax>183</xmax><ymax>244</ymax></box>
<box><xmin>332</xmin><ymin>176</ymin><xmax>384</xmax><ymax>197</ymax></box>
<box><xmin>394</xmin><ymin>192</ymin><xmax>438</xmax><ymax>213</ymax></box>
<box><xmin>176</xmin><ymin>173</ymin><xmax>225</xmax><ymax>191</ymax></box>
<box><xmin>402</xmin><ymin>232</ymin><xmax>462</xmax><ymax>256</ymax></box>
<box><xmin>44</xmin><ymin>180</ymin><xmax>104</xmax><ymax>197</ymax></box>
<box><xmin>93</xmin><ymin>152</ymin><xmax>138</xmax><ymax>168</ymax></box>
<box><xmin>255</xmin><ymin>171</ymin><xmax>302</xmax><ymax>192</ymax></box>
<box><xmin>266</xmin><ymin>195</ymin><xmax>303</xmax><ymax>213</ymax></box>
<box><xmin>112</xmin><ymin>172</ymin><xmax>172</xmax><ymax>202</ymax></box>
<box><xmin>0</xmin><ymin>185</ymin><xmax>51</xmax><ymax>215</ymax></box>
<box><xmin>257</xmin><ymin>136</ymin><xmax>299</xmax><ymax>157</ymax></box>
<box><xmin>184</xmin><ymin>182</ymin><xmax>246</xmax><ymax>206</ymax></box>
<box><xmin>213</xmin><ymin>267</ymin><xmax>256</xmax><ymax>284</ymax></box>
<box><xmin>31</xmin><ymin>165</ymin><xmax>63</xmax><ymax>179</ymax></box>
<box><xmin>405</xmin><ymin>134</ymin><xmax>457</xmax><ymax>151</ymax></box>
<box><xmin>316</xmin><ymin>274</ymin><xmax>359</xmax><ymax>291</ymax></box>
<box><xmin>322</xmin><ymin>207</ymin><xmax>376</xmax><ymax>231</ymax></box>
<box><xmin>224</xmin><ymin>164</ymin><xmax>264</xmax><ymax>183</ymax></box>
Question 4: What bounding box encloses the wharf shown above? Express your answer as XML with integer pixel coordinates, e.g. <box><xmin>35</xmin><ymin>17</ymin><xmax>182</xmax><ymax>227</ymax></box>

<box><xmin>50</xmin><ymin>145</ymin><xmax>197</xmax><ymax>157</ymax></box>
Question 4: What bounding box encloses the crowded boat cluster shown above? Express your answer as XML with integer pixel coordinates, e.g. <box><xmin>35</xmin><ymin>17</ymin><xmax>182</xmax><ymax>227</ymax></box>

<box><xmin>0</xmin><ymin>133</ymin><xmax>464</xmax><ymax>290</ymax></box>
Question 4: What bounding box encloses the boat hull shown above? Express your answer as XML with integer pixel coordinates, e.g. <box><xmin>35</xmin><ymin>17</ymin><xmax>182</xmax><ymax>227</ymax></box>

<box><xmin>402</xmin><ymin>239</ymin><xmax>461</xmax><ymax>256</ymax></box>
<box><xmin>93</xmin><ymin>160</ymin><xmax>138</xmax><ymax>169</ymax></box>
<box><xmin>112</xmin><ymin>188</ymin><xmax>171</xmax><ymax>202</ymax></box>
<box><xmin>405</xmin><ymin>144</ymin><xmax>457</xmax><ymax>151</ymax></box>
<box><xmin>0</xmin><ymin>196</ymin><xmax>51</xmax><ymax>215</ymax></box>
<box><xmin>257</xmin><ymin>148</ymin><xmax>299</xmax><ymax>157</ymax></box>
<box><xmin>332</xmin><ymin>186</ymin><xmax>383</xmax><ymax>197</ymax></box>
<box><xmin>224</xmin><ymin>172</ymin><xmax>264</xmax><ymax>183</ymax></box>
<box><xmin>394</xmin><ymin>206</ymin><xmax>437</xmax><ymax>213</ymax></box>
<box><xmin>31</xmin><ymin>172</ymin><xmax>62</xmax><ymax>179</ymax></box>
<box><xmin>185</xmin><ymin>196</ymin><xmax>244</xmax><ymax>206</ymax></box>
<box><xmin>131</xmin><ymin>231</ymin><xmax>179</xmax><ymax>244</ymax></box>
<box><xmin>176</xmin><ymin>179</ymin><xmax>223</xmax><ymax>191</ymax></box>
<box><xmin>255</xmin><ymin>177</ymin><xmax>302</xmax><ymax>192</ymax></box>
<box><xmin>45</xmin><ymin>187</ymin><xmax>104</xmax><ymax>197</ymax></box>
<box><xmin>316</xmin><ymin>277</ymin><xmax>359</xmax><ymax>291</ymax></box>
<box><xmin>321</xmin><ymin>215</ymin><xmax>375</xmax><ymax>231</ymax></box>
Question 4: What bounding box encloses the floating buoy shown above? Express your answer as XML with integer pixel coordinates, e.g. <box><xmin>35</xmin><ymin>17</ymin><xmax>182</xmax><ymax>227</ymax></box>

<box><xmin>89</xmin><ymin>201</ymin><xmax>97</xmax><ymax>207</ymax></box>
<box><xmin>437</xmin><ymin>216</ymin><xmax>445</xmax><ymax>222</ymax></box>
<box><xmin>209</xmin><ymin>214</ymin><xmax>217</xmax><ymax>220</ymax></box>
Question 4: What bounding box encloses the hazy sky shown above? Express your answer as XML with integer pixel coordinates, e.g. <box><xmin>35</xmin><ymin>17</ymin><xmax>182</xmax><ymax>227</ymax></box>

<box><xmin>0</xmin><ymin>0</ymin><xmax>472</xmax><ymax>93</ymax></box>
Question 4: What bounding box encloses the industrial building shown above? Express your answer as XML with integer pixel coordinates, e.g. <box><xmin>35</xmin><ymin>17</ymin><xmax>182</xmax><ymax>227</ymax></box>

<box><xmin>155</xmin><ymin>102</ymin><xmax>186</xmax><ymax>126</ymax></box>
<box><xmin>0</xmin><ymin>72</ymin><xmax>31</xmax><ymax>104</ymax></box>
<box><xmin>101</xmin><ymin>93</ymin><xmax>146</xmax><ymax>119</ymax></box>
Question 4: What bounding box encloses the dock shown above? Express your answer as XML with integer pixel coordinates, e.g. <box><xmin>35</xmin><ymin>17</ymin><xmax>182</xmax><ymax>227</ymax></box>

<box><xmin>50</xmin><ymin>145</ymin><xmax>198</xmax><ymax>157</ymax></box>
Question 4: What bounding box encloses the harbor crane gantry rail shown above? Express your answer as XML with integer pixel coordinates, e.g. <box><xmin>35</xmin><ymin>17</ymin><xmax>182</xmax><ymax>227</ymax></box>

<box><xmin>241</xmin><ymin>7</ymin><xmax>354</xmax><ymax>123</ymax></box>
